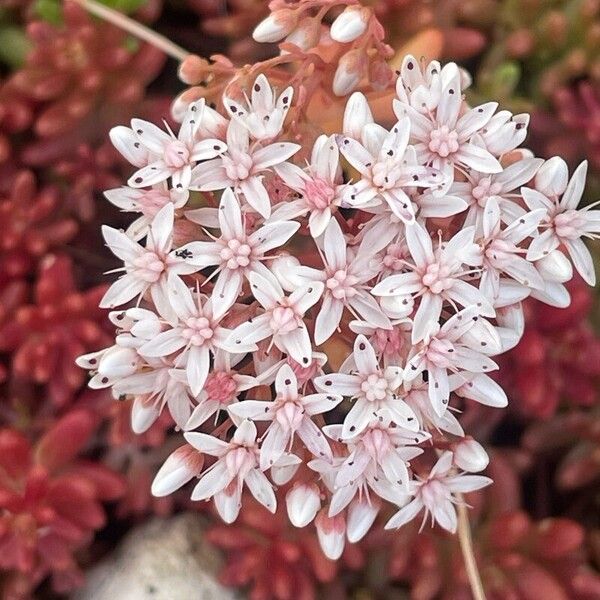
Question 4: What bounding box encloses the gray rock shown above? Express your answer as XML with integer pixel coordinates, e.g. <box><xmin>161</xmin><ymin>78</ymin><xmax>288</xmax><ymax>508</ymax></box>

<box><xmin>72</xmin><ymin>513</ymin><xmax>240</xmax><ymax>600</ymax></box>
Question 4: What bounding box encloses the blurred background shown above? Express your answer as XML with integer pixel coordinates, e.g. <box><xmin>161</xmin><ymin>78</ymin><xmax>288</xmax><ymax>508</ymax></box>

<box><xmin>0</xmin><ymin>0</ymin><xmax>600</xmax><ymax>598</ymax></box>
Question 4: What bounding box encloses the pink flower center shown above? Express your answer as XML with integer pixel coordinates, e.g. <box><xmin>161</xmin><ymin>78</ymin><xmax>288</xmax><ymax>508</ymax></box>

<box><xmin>428</xmin><ymin>126</ymin><xmax>459</xmax><ymax>157</ymax></box>
<box><xmin>362</xmin><ymin>427</ymin><xmax>392</xmax><ymax>462</ymax></box>
<box><xmin>133</xmin><ymin>251</ymin><xmax>166</xmax><ymax>282</ymax></box>
<box><xmin>373</xmin><ymin>328</ymin><xmax>405</xmax><ymax>357</ymax></box>
<box><xmin>275</xmin><ymin>400</ymin><xmax>304</xmax><ymax>431</ymax></box>
<box><xmin>220</xmin><ymin>238</ymin><xmax>253</xmax><ymax>269</ymax></box>
<box><xmin>485</xmin><ymin>238</ymin><xmax>518</xmax><ymax>268</ymax></box>
<box><xmin>421</xmin><ymin>262</ymin><xmax>453</xmax><ymax>294</ymax></box>
<box><xmin>205</xmin><ymin>371</ymin><xmax>238</xmax><ymax>403</ymax></box>
<box><xmin>371</xmin><ymin>159</ymin><xmax>403</xmax><ymax>190</ymax></box>
<box><xmin>139</xmin><ymin>189</ymin><xmax>172</xmax><ymax>217</ymax></box>
<box><xmin>554</xmin><ymin>210</ymin><xmax>584</xmax><ymax>239</ymax></box>
<box><xmin>326</xmin><ymin>269</ymin><xmax>358</xmax><ymax>300</ymax></box>
<box><xmin>304</xmin><ymin>177</ymin><xmax>335</xmax><ymax>210</ymax></box>
<box><xmin>427</xmin><ymin>337</ymin><xmax>455</xmax><ymax>368</ymax></box>
<box><xmin>382</xmin><ymin>243</ymin><xmax>408</xmax><ymax>271</ymax></box>
<box><xmin>223</xmin><ymin>154</ymin><xmax>253</xmax><ymax>181</ymax></box>
<box><xmin>270</xmin><ymin>305</ymin><xmax>301</xmax><ymax>334</ymax></box>
<box><xmin>360</xmin><ymin>372</ymin><xmax>391</xmax><ymax>402</ymax></box>
<box><xmin>471</xmin><ymin>178</ymin><xmax>502</xmax><ymax>207</ymax></box>
<box><xmin>420</xmin><ymin>478</ymin><xmax>446</xmax><ymax>509</ymax></box>
<box><xmin>225</xmin><ymin>446</ymin><xmax>255</xmax><ymax>477</ymax></box>
<box><xmin>164</xmin><ymin>140</ymin><xmax>191</xmax><ymax>169</ymax></box>
<box><xmin>182</xmin><ymin>316</ymin><xmax>214</xmax><ymax>345</ymax></box>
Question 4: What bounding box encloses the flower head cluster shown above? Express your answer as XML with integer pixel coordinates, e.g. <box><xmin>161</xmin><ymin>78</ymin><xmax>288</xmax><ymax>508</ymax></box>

<box><xmin>79</xmin><ymin>54</ymin><xmax>599</xmax><ymax>560</ymax></box>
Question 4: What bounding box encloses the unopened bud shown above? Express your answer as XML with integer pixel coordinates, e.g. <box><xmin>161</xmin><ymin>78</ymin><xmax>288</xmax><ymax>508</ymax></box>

<box><xmin>286</xmin><ymin>483</ymin><xmax>321</xmax><ymax>527</ymax></box>
<box><xmin>178</xmin><ymin>55</ymin><xmax>210</xmax><ymax>85</ymax></box>
<box><xmin>131</xmin><ymin>395</ymin><xmax>160</xmax><ymax>434</ymax></box>
<box><xmin>330</xmin><ymin>6</ymin><xmax>370</xmax><ymax>43</ymax></box>
<box><xmin>333</xmin><ymin>49</ymin><xmax>366</xmax><ymax>96</ymax></box>
<box><xmin>253</xmin><ymin>9</ymin><xmax>298</xmax><ymax>43</ymax></box>
<box><xmin>315</xmin><ymin>509</ymin><xmax>346</xmax><ymax>559</ymax></box>
<box><xmin>346</xmin><ymin>497</ymin><xmax>380</xmax><ymax>542</ymax></box>
<box><xmin>536</xmin><ymin>250</ymin><xmax>572</xmax><ymax>283</ymax></box>
<box><xmin>284</xmin><ymin>17</ymin><xmax>321</xmax><ymax>51</ymax></box>
<box><xmin>454</xmin><ymin>438</ymin><xmax>489</xmax><ymax>472</ymax></box>
<box><xmin>151</xmin><ymin>444</ymin><xmax>204</xmax><ymax>497</ymax></box>
<box><xmin>535</xmin><ymin>156</ymin><xmax>569</xmax><ymax>196</ymax></box>
<box><xmin>343</xmin><ymin>91</ymin><xmax>373</xmax><ymax>139</ymax></box>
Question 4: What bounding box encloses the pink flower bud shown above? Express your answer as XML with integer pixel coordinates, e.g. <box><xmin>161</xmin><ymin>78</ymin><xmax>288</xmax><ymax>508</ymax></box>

<box><xmin>253</xmin><ymin>9</ymin><xmax>298</xmax><ymax>43</ymax></box>
<box><xmin>316</xmin><ymin>509</ymin><xmax>346</xmax><ymax>560</ymax></box>
<box><xmin>333</xmin><ymin>49</ymin><xmax>366</xmax><ymax>96</ymax></box>
<box><xmin>151</xmin><ymin>444</ymin><xmax>204</xmax><ymax>497</ymax></box>
<box><xmin>343</xmin><ymin>91</ymin><xmax>373</xmax><ymax>139</ymax></box>
<box><xmin>535</xmin><ymin>156</ymin><xmax>569</xmax><ymax>196</ymax></box>
<box><xmin>453</xmin><ymin>438</ymin><xmax>489</xmax><ymax>472</ymax></box>
<box><xmin>284</xmin><ymin>17</ymin><xmax>321</xmax><ymax>51</ymax></box>
<box><xmin>286</xmin><ymin>482</ymin><xmax>321</xmax><ymax>527</ymax></box>
<box><xmin>330</xmin><ymin>6</ymin><xmax>370</xmax><ymax>43</ymax></box>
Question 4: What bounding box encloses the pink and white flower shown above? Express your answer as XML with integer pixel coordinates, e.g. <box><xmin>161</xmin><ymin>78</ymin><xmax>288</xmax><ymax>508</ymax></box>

<box><xmin>477</xmin><ymin>197</ymin><xmax>546</xmax><ymax>301</ymax></box>
<box><xmin>393</xmin><ymin>56</ymin><xmax>505</xmax><ymax>189</ymax></box>
<box><xmin>184</xmin><ymin>419</ymin><xmax>276</xmax><ymax>523</ymax></box>
<box><xmin>111</xmin><ymin>100</ymin><xmax>227</xmax><ymax>190</ymax></box>
<box><xmin>289</xmin><ymin>218</ymin><xmax>392</xmax><ymax>345</ymax></box>
<box><xmin>104</xmin><ymin>186</ymin><xmax>189</xmax><ymax>241</ymax></box>
<box><xmin>224</xmin><ymin>74</ymin><xmax>294</xmax><ymax>141</ymax></box>
<box><xmin>190</xmin><ymin>120</ymin><xmax>300</xmax><ymax>218</ymax></box>
<box><xmin>185</xmin><ymin>350</ymin><xmax>259</xmax><ymax>429</ymax></box>
<box><xmin>177</xmin><ymin>188</ymin><xmax>299</xmax><ymax>318</ymax></box>
<box><xmin>99</xmin><ymin>204</ymin><xmax>198</xmax><ymax>323</ymax></box>
<box><xmin>384</xmin><ymin>450</ymin><xmax>492</xmax><ymax>533</ymax></box>
<box><xmin>138</xmin><ymin>276</ymin><xmax>231</xmax><ymax>395</ymax></box>
<box><xmin>272</xmin><ymin>134</ymin><xmax>346</xmax><ymax>237</ymax></box>
<box><xmin>372</xmin><ymin>222</ymin><xmax>493</xmax><ymax>342</ymax></box>
<box><xmin>525</xmin><ymin>159</ymin><xmax>600</xmax><ymax>285</ymax></box>
<box><xmin>314</xmin><ymin>335</ymin><xmax>418</xmax><ymax>437</ymax></box>
<box><xmin>403</xmin><ymin>306</ymin><xmax>499</xmax><ymax>415</ymax></box>
<box><xmin>338</xmin><ymin>117</ymin><xmax>441</xmax><ymax>222</ymax></box>
<box><xmin>229</xmin><ymin>363</ymin><xmax>341</xmax><ymax>469</ymax></box>
<box><xmin>224</xmin><ymin>272</ymin><xmax>324</xmax><ymax>367</ymax></box>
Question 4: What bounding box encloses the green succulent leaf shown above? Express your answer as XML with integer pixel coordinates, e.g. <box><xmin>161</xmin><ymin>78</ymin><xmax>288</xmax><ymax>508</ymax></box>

<box><xmin>0</xmin><ymin>26</ymin><xmax>32</xmax><ymax>68</ymax></box>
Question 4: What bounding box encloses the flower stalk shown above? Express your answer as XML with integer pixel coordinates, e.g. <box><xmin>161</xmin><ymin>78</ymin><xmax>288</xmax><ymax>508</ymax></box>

<box><xmin>73</xmin><ymin>0</ymin><xmax>190</xmax><ymax>62</ymax></box>
<box><xmin>457</xmin><ymin>498</ymin><xmax>487</xmax><ymax>600</ymax></box>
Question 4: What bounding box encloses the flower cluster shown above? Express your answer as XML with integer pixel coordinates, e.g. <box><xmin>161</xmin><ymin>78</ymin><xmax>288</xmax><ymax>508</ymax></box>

<box><xmin>78</xmin><ymin>44</ymin><xmax>600</xmax><ymax>560</ymax></box>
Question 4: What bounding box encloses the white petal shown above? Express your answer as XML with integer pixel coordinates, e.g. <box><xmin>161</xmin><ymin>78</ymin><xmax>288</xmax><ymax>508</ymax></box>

<box><xmin>245</xmin><ymin>469</ymin><xmax>276</xmax><ymax>513</ymax></box>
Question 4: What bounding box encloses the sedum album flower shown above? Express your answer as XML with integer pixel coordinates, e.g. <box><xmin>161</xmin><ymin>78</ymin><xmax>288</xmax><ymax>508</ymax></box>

<box><xmin>384</xmin><ymin>451</ymin><xmax>492</xmax><ymax>533</ymax></box>
<box><xmin>224</xmin><ymin>74</ymin><xmax>294</xmax><ymax>142</ymax></box>
<box><xmin>111</xmin><ymin>100</ymin><xmax>227</xmax><ymax>191</ymax></box>
<box><xmin>372</xmin><ymin>221</ymin><xmax>493</xmax><ymax>343</ymax></box>
<box><xmin>137</xmin><ymin>276</ymin><xmax>232</xmax><ymax>396</ymax></box>
<box><xmin>339</xmin><ymin>115</ymin><xmax>441</xmax><ymax>223</ymax></box>
<box><xmin>184</xmin><ymin>419</ymin><xmax>276</xmax><ymax>523</ymax></box>
<box><xmin>273</xmin><ymin>134</ymin><xmax>346</xmax><ymax>237</ymax></box>
<box><xmin>190</xmin><ymin>119</ymin><xmax>300</xmax><ymax>218</ymax></box>
<box><xmin>314</xmin><ymin>335</ymin><xmax>418</xmax><ymax>438</ymax></box>
<box><xmin>178</xmin><ymin>187</ymin><xmax>299</xmax><ymax>316</ymax></box>
<box><xmin>524</xmin><ymin>159</ymin><xmax>600</xmax><ymax>285</ymax></box>
<box><xmin>229</xmin><ymin>363</ymin><xmax>341</xmax><ymax>470</ymax></box>
<box><xmin>99</xmin><ymin>203</ymin><xmax>198</xmax><ymax>323</ymax></box>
